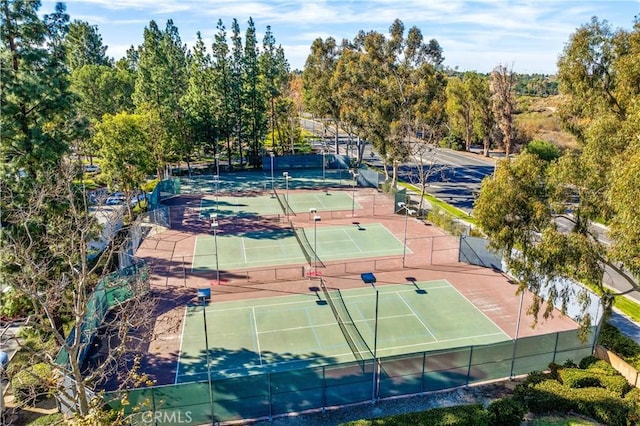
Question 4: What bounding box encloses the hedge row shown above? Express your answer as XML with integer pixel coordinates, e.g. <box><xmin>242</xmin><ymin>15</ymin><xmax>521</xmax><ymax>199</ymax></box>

<box><xmin>510</xmin><ymin>358</ymin><xmax>640</xmax><ymax>426</ymax></box>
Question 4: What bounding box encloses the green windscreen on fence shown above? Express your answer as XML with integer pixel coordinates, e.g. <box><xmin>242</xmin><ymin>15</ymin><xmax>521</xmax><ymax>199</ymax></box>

<box><xmin>56</xmin><ymin>261</ymin><xmax>150</xmax><ymax>368</ymax></box>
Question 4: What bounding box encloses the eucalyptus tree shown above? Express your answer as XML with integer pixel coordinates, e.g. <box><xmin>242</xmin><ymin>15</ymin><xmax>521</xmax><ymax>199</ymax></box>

<box><xmin>244</xmin><ymin>17</ymin><xmax>267</xmax><ymax>166</ymax></box>
<box><xmin>302</xmin><ymin>37</ymin><xmax>341</xmax><ymax>153</ymax></box>
<box><xmin>259</xmin><ymin>25</ymin><xmax>291</xmax><ymax>154</ymax></box>
<box><xmin>446</xmin><ymin>72</ymin><xmax>492</xmax><ymax>153</ymax></box>
<box><xmin>335</xmin><ymin>19</ymin><xmax>446</xmax><ymax>186</ymax></box>
<box><xmin>475</xmin><ymin>17</ymin><xmax>640</xmax><ymax>329</ymax></box>
<box><xmin>490</xmin><ymin>64</ymin><xmax>517</xmax><ymax>157</ymax></box>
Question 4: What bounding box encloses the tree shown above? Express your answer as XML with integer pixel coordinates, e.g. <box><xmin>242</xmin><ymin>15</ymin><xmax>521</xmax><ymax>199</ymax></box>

<box><xmin>181</xmin><ymin>31</ymin><xmax>216</xmax><ymax>161</ymax></box>
<box><xmin>243</xmin><ymin>17</ymin><xmax>267</xmax><ymax>166</ymax></box>
<box><xmin>259</xmin><ymin>25</ymin><xmax>290</xmax><ymax>154</ymax></box>
<box><xmin>334</xmin><ymin>20</ymin><xmax>446</xmax><ymax>186</ymax></box>
<box><xmin>212</xmin><ymin>19</ymin><xmax>232</xmax><ymax>163</ymax></box>
<box><xmin>302</xmin><ymin>37</ymin><xmax>342</xmax><ymax>153</ymax></box>
<box><xmin>95</xmin><ymin>112</ymin><xmax>156</xmax><ymax>219</ymax></box>
<box><xmin>133</xmin><ymin>20</ymin><xmax>187</xmax><ymax>178</ymax></box>
<box><xmin>0</xmin><ymin>0</ymin><xmax>74</xmax><ymax>179</ymax></box>
<box><xmin>230</xmin><ymin>18</ymin><xmax>246</xmax><ymax>167</ymax></box>
<box><xmin>474</xmin><ymin>153</ymin><xmax>603</xmax><ymax>330</ymax></box>
<box><xmin>490</xmin><ymin>64</ymin><xmax>517</xmax><ymax>157</ymax></box>
<box><xmin>446</xmin><ymin>75</ymin><xmax>473</xmax><ymax>151</ymax></box>
<box><xmin>475</xmin><ymin>17</ymin><xmax>640</xmax><ymax>331</ymax></box>
<box><xmin>1</xmin><ymin>163</ymin><xmax>154</xmax><ymax>417</ymax></box>
<box><xmin>1</xmin><ymin>2</ymin><xmax>153</xmax><ymax>418</ymax></box>
<box><xmin>64</xmin><ymin>19</ymin><xmax>110</xmax><ymax>72</ymax></box>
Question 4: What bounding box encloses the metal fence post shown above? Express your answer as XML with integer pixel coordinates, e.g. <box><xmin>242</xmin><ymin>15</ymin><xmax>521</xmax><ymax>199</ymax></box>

<box><xmin>466</xmin><ymin>346</ymin><xmax>474</xmax><ymax>387</ymax></box>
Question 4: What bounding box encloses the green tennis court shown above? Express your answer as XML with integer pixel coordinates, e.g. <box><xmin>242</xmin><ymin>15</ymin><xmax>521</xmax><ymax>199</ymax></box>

<box><xmin>192</xmin><ymin>223</ymin><xmax>404</xmax><ymax>272</ymax></box>
<box><xmin>198</xmin><ymin>191</ymin><xmax>361</xmax><ymax>219</ymax></box>
<box><xmin>175</xmin><ymin>281</ymin><xmax>510</xmax><ymax>383</ymax></box>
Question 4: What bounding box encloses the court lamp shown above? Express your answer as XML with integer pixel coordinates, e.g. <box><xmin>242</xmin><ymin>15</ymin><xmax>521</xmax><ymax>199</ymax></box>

<box><xmin>313</xmin><ymin>212</ymin><xmax>321</xmax><ymax>276</ymax></box>
<box><xmin>397</xmin><ymin>202</ymin><xmax>416</xmax><ymax>267</ymax></box>
<box><xmin>283</xmin><ymin>171</ymin><xmax>291</xmax><ymax>217</ymax></box>
<box><xmin>213</xmin><ymin>174</ymin><xmax>220</xmax><ymax>211</ymax></box>
<box><xmin>211</xmin><ymin>216</ymin><xmax>220</xmax><ymax>286</ymax></box>
<box><xmin>351</xmin><ymin>170</ymin><xmax>359</xmax><ymax>217</ymax></box>
<box><xmin>321</xmin><ymin>149</ymin><xmax>326</xmax><ymax>182</ymax></box>
<box><xmin>270</xmin><ymin>152</ymin><xmax>275</xmax><ymax>193</ymax></box>
<box><xmin>197</xmin><ymin>291</ymin><xmax>215</xmax><ymax>420</ymax></box>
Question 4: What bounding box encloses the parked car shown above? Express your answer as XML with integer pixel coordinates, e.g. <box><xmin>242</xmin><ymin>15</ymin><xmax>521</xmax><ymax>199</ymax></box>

<box><xmin>82</xmin><ymin>164</ymin><xmax>100</xmax><ymax>173</ymax></box>
<box><xmin>105</xmin><ymin>192</ymin><xmax>126</xmax><ymax>205</ymax></box>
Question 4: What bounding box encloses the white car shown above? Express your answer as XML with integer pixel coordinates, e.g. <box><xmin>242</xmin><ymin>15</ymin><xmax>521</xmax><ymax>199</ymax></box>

<box><xmin>105</xmin><ymin>192</ymin><xmax>126</xmax><ymax>205</ymax></box>
<box><xmin>82</xmin><ymin>164</ymin><xmax>100</xmax><ymax>173</ymax></box>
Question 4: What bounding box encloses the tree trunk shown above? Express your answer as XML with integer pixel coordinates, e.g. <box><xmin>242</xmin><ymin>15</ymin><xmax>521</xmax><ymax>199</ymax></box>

<box><xmin>483</xmin><ymin>136</ymin><xmax>490</xmax><ymax>157</ymax></box>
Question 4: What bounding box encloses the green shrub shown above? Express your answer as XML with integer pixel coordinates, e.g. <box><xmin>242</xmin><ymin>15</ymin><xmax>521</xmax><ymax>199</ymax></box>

<box><xmin>26</xmin><ymin>413</ymin><xmax>64</xmax><ymax>425</ymax></box>
<box><xmin>573</xmin><ymin>387</ymin><xmax>629</xmax><ymax>426</ymax></box>
<box><xmin>343</xmin><ymin>403</ymin><xmax>489</xmax><ymax>425</ymax></box>
<box><xmin>523</xmin><ymin>139</ymin><xmax>562</xmax><ymax>161</ymax></box>
<box><xmin>486</xmin><ymin>397</ymin><xmax>526</xmax><ymax>425</ymax></box>
<box><xmin>578</xmin><ymin>355</ymin><xmax>598</xmax><ymax>369</ymax></box>
<box><xmin>558</xmin><ymin>369</ymin><xmax>601</xmax><ymax>389</ymax></box>
<box><xmin>526</xmin><ymin>379</ymin><xmax>576</xmax><ymax>413</ymax></box>
<box><xmin>624</xmin><ymin>387</ymin><xmax>640</xmax><ymax>424</ymax></box>
<box><xmin>11</xmin><ymin>363</ymin><xmax>55</xmax><ymax>404</ymax></box>
<box><xmin>598</xmin><ymin>323</ymin><xmax>640</xmax><ymax>363</ymax></box>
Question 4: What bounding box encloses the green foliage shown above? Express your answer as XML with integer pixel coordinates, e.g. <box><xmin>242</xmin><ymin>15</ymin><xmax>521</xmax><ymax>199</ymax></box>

<box><xmin>426</xmin><ymin>205</ymin><xmax>471</xmax><ymax>236</ymax></box>
<box><xmin>0</xmin><ymin>287</ymin><xmax>32</xmax><ymax>318</ymax></box>
<box><xmin>624</xmin><ymin>387</ymin><xmax>640</xmax><ymax>424</ymax></box>
<box><xmin>343</xmin><ymin>403</ymin><xmax>489</xmax><ymax>425</ymax></box>
<box><xmin>513</xmin><ymin>359</ymin><xmax>634</xmax><ymax>425</ymax></box>
<box><xmin>486</xmin><ymin>397</ymin><xmax>527</xmax><ymax>425</ymax></box>
<box><xmin>439</xmin><ymin>134</ymin><xmax>464</xmax><ymax>150</ymax></box>
<box><xmin>11</xmin><ymin>363</ymin><xmax>54</xmax><ymax>404</ymax></box>
<box><xmin>26</xmin><ymin>413</ymin><xmax>64</xmax><ymax>425</ymax></box>
<box><xmin>597</xmin><ymin>323</ymin><xmax>640</xmax><ymax>369</ymax></box>
<box><xmin>524</xmin><ymin>139</ymin><xmax>562</xmax><ymax>161</ymax></box>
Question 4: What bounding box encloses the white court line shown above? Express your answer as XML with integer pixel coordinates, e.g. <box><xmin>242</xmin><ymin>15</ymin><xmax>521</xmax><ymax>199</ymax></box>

<box><xmin>378</xmin><ymin>331</ymin><xmax>507</xmax><ymax>354</ymax></box>
<box><xmin>252</xmin><ymin>307</ymin><xmax>263</xmax><ymax>366</ymax></box>
<box><xmin>240</xmin><ymin>237</ymin><xmax>248</xmax><ymax>262</ymax></box>
<box><xmin>342</xmin><ymin>229</ymin><xmax>364</xmax><ymax>253</ymax></box>
<box><xmin>446</xmin><ymin>284</ymin><xmax>512</xmax><ymax>341</ymax></box>
<box><xmin>313</xmin><ymin>193</ymin><xmax>329</xmax><ymax>209</ymax></box>
<box><xmin>397</xmin><ymin>292</ymin><xmax>438</xmax><ymax>341</ymax></box>
<box><xmin>174</xmin><ymin>306</ymin><xmax>189</xmax><ymax>385</ymax></box>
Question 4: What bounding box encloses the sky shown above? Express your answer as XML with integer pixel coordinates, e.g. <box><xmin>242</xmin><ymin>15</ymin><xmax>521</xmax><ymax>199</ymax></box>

<box><xmin>42</xmin><ymin>0</ymin><xmax>639</xmax><ymax>74</ymax></box>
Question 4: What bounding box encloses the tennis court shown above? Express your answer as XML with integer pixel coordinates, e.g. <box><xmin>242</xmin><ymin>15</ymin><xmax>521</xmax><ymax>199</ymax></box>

<box><xmin>192</xmin><ymin>223</ymin><xmax>403</xmax><ymax>272</ymax></box>
<box><xmin>198</xmin><ymin>191</ymin><xmax>361</xmax><ymax>219</ymax></box>
<box><xmin>175</xmin><ymin>280</ymin><xmax>510</xmax><ymax>384</ymax></box>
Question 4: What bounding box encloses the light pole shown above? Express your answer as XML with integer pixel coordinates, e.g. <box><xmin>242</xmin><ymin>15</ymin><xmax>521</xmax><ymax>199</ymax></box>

<box><xmin>215</xmin><ymin>153</ymin><xmax>220</xmax><ymax>177</ymax></box>
<box><xmin>211</xmin><ymin>216</ymin><xmax>220</xmax><ymax>286</ymax></box>
<box><xmin>351</xmin><ymin>170</ymin><xmax>358</xmax><ymax>217</ymax></box>
<box><xmin>321</xmin><ymin>149</ymin><xmax>325</xmax><ymax>182</ymax></box>
<box><xmin>270</xmin><ymin>152</ymin><xmax>275</xmax><ymax>193</ymax></box>
<box><xmin>371</xmin><ymin>287</ymin><xmax>379</xmax><ymax>403</ymax></box>
<box><xmin>313</xmin><ymin>212</ymin><xmax>321</xmax><ymax>275</ymax></box>
<box><xmin>283</xmin><ymin>171</ymin><xmax>290</xmax><ymax>218</ymax></box>
<box><xmin>397</xmin><ymin>202</ymin><xmax>415</xmax><ymax>267</ymax></box>
<box><xmin>198</xmin><ymin>294</ymin><xmax>215</xmax><ymax>421</ymax></box>
<box><xmin>509</xmin><ymin>290</ymin><xmax>525</xmax><ymax>379</ymax></box>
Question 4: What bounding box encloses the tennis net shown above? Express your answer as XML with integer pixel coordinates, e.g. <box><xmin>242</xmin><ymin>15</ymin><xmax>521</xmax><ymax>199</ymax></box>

<box><xmin>319</xmin><ymin>279</ymin><xmax>372</xmax><ymax>364</ymax></box>
<box><xmin>273</xmin><ymin>188</ymin><xmax>294</xmax><ymax>217</ymax></box>
<box><xmin>291</xmin><ymin>222</ymin><xmax>325</xmax><ymax>268</ymax></box>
